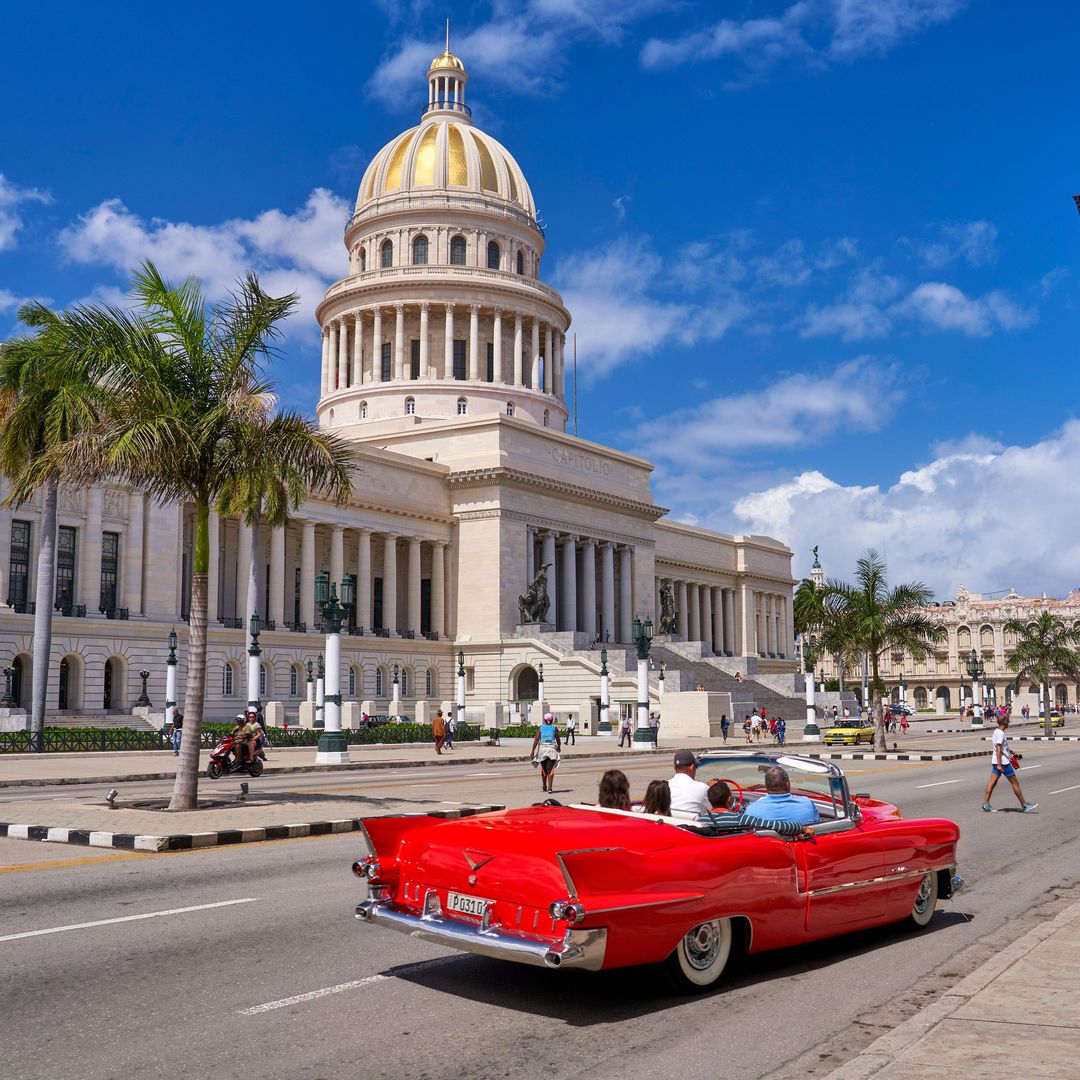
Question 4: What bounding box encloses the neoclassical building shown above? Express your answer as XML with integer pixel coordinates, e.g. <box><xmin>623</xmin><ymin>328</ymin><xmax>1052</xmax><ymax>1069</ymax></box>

<box><xmin>0</xmin><ymin>48</ymin><xmax>797</xmax><ymax>724</ymax></box>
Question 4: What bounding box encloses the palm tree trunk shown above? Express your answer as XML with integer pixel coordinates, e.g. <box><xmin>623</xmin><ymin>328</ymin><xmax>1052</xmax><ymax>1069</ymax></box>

<box><xmin>29</xmin><ymin>478</ymin><xmax>58</xmax><ymax>752</ymax></box>
<box><xmin>170</xmin><ymin>502</ymin><xmax>209</xmax><ymax>811</ymax></box>
<box><xmin>871</xmin><ymin>651</ymin><xmax>886</xmax><ymax>752</ymax></box>
<box><xmin>1042</xmin><ymin>679</ymin><xmax>1052</xmax><ymax>738</ymax></box>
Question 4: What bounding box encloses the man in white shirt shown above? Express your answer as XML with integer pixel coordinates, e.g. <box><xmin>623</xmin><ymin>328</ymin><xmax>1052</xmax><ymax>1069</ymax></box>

<box><xmin>667</xmin><ymin>749</ymin><xmax>711</xmax><ymax>814</ymax></box>
<box><xmin>983</xmin><ymin>717</ymin><xmax>1036</xmax><ymax>812</ymax></box>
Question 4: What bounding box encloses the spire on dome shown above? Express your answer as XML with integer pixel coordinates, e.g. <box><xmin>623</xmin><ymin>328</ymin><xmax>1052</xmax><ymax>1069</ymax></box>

<box><xmin>426</xmin><ymin>20</ymin><xmax>470</xmax><ymax>120</ymax></box>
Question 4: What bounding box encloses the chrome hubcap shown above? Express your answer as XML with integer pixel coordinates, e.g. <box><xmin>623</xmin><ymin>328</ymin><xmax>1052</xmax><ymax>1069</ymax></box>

<box><xmin>914</xmin><ymin>873</ymin><xmax>933</xmax><ymax>914</ymax></box>
<box><xmin>684</xmin><ymin>922</ymin><xmax>721</xmax><ymax>970</ymax></box>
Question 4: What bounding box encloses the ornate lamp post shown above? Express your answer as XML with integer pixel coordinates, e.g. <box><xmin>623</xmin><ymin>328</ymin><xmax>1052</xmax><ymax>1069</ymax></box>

<box><xmin>136</xmin><ymin>669</ymin><xmax>153</xmax><ymax>708</ymax></box>
<box><xmin>536</xmin><ymin>662</ymin><xmax>545</xmax><ymax>723</ymax></box>
<box><xmin>598</xmin><ymin>647</ymin><xmax>611</xmax><ymax>733</ymax></box>
<box><xmin>246</xmin><ymin>612</ymin><xmax>262</xmax><ymax>711</ymax></box>
<box><xmin>456</xmin><ymin>650</ymin><xmax>466</xmax><ymax>728</ymax></box>
<box><xmin>164</xmin><ymin>628</ymin><xmax>179</xmax><ymax>730</ymax></box>
<box><xmin>631</xmin><ymin>616</ymin><xmax>654</xmax><ymax>749</ymax></box>
<box><xmin>965</xmin><ymin>647</ymin><xmax>984</xmax><ymax>727</ymax></box>
<box><xmin>391</xmin><ymin>662</ymin><xmax>401</xmax><ymax>719</ymax></box>
<box><xmin>803</xmin><ymin>652</ymin><xmax>821</xmax><ymax>743</ymax></box>
<box><xmin>658</xmin><ymin>661</ymin><xmax>666</xmax><ymax>698</ymax></box>
<box><xmin>305</xmin><ymin>658</ymin><xmax>315</xmax><ymax>704</ymax></box>
<box><xmin>313</xmin><ymin>570</ymin><xmax>352</xmax><ymax>764</ymax></box>
<box><xmin>316</xmin><ymin>653</ymin><xmax>325</xmax><ymax>726</ymax></box>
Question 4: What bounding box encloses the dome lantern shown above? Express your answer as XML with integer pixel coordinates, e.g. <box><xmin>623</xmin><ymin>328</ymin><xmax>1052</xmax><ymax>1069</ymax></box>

<box><xmin>426</xmin><ymin>20</ymin><xmax>470</xmax><ymax>121</ymax></box>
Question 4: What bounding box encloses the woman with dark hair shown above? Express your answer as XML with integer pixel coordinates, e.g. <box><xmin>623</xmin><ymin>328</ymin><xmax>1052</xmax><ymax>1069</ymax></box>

<box><xmin>597</xmin><ymin>769</ymin><xmax>631</xmax><ymax>810</ymax></box>
<box><xmin>530</xmin><ymin>712</ymin><xmax>561</xmax><ymax>793</ymax></box>
<box><xmin>639</xmin><ymin>779</ymin><xmax>671</xmax><ymax>816</ymax></box>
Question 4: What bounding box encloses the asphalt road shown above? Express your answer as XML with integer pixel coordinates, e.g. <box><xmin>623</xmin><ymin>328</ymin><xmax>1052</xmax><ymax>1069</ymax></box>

<box><xmin>3</xmin><ymin>742</ymin><xmax>1079</xmax><ymax>1080</ymax></box>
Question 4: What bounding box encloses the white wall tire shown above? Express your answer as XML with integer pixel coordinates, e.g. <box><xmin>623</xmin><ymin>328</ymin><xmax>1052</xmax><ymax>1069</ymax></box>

<box><xmin>908</xmin><ymin>872</ymin><xmax>938</xmax><ymax>928</ymax></box>
<box><xmin>663</xmin><ymin>918</ymin><xmax>733</xmax><ymax>993</ymax></box>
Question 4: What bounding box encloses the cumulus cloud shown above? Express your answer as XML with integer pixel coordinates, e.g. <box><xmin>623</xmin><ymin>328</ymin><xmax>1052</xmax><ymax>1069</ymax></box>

<box><xmin>897</xmin><ymin>282</ymin><xmax>1034</xmax><ymax>335</ymax></box>
<box><xmin>56</xmin><ymin>188</ymin><xmax>351</xmax><ymax>332</ymax></box>
<box><xmin>0</xmin><ymin>174</ymin><xmax>52</xmax><ymax>252</ymax></box>
<box><xmin>916</xmin><ymin>219</ymin><xmax>999</xmax><ymax>269</ymax></box>
<box><xmin>641</xmin><ymin>0</ymin><xmax>965</xmax><ymax>80</ymax></box>
<box><xmin>731</xmin><ymin>420</ymin><xmax>1080</xmax><ymax>597</ymax></box>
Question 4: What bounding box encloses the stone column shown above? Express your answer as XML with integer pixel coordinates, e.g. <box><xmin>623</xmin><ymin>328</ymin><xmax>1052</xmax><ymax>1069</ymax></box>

<box><xmin>431</xmin><ymin>540</ymin><xmax>445</xmax><ymax>638</ymax></box>
<box><xmin>711</xmin><ymin>587</ymin><xmax>724</xmax><ymax>655</ymax></box>
<box><xmin>79</xmin><ymin>488</ymin><xmax>103</xmax><ymax>612</ymax></box>
<box><xmin>531</xmin><ymin>319</ymin><xmax>541</xmax><ymax>389</ymax></box>
<box><xmin>469</xmin><ymin>304</ymin><xmax>480</xmax><ymax>380</ymax></box>
<box><xmin>513</xmin><ymin>312</ymin><xmax>523</xmax><ymax>386</ymax></box>
<box><xmin>237</xmin><ymin>521</ymin><xmax>253</xmax><ymax>621</ymax></box>
<box><xmin>444</xmin><ymin>304</ymin><xmax>454</xmax><ymax>380</ymax></box>
<box><xmin>352</xmin><ymin>312</ymin><xmax>363</xmax><ymax>385</ymax></box>
<box><xmin>372</xmin><ymin>308</ymin><xmax>383</xmax><ymax>383</ymax></box>
<box><xmin>618</xmin><ymin>545</ymin><xmax>632</xmax><ymax>643</ymax></box>
<box><xmin>581</xmin><ymin>538</ymin><xmax>597</xmax><ymax>639</ymax></box>
<box><xmin>560</xmin><ymin>534</ymin><xmax>578</xmax><ymax>632</ymax></box>
<box><xmin>408</xmin><ymin>537</ymin><xmax>422</xmax><ymax>635</ymax></box>
<box><xmin>320</xmin><ymin>327</ymin><xmax>330</xmax><ymax>396</ymax></box>
<box><xmin>688</xmin><ymin>583</ymin><xmax>700</xmax><ymax>641</ymax></box>
<box><xmin>394</xmin><ymin>304</ymin><xmax>405</xmax><ymax>381</ymax></box>
<box><xmin>556</xmin><ymin>333</ymin><xmax>566</xmax><ymax>399</ymax></box>
<box><xmin>269</xmin><ymin>524</ymin><xmax>285</xmax><ymax>627</ymax></box>
<box><xmin>544</xmin><ymin>324</ymin><xmax>553</xmax><ymax>393</ymax></box>
<box><xmin>298</xmin><ymin>520</ymin><xmax>316</xmax><ymax>628</ymax></box>
<box><xmin>492</xmin><ymin>308</ymin><xmax>503</xmax><ymax>383</ymax></box>
<box><xmin>338</xmin><ymin>317</ymin><xmax>349</xmax><ymax>388</ymax></box>
<box><xmin>206</xmin><ymin>508</ymin><xmax>220</xmax><ymax>624</ymax></box>
<box><xmin>328</xmin><ymin>321</ymin><xmax>339</xmax><ymax>391</ymax></box>
<box><xmin>419</xmin><ymin>303</ymin><xmax>429</xmax><ymax>378</ymax></box>
<box><xmin>525</xmin><ymin>525</ymin><xmax>535</xmax><ymax>583</ymax></box>
<box><xmin>702</xmin><ymin>585</ymin><xmax>714</xmax><ymax>654</ymax></box>
<box><xmin>357</xmin><ymin>528</ymin><xmax>371</xmax><ymax>632</ymax></box>
<box><xmin>541</xmin><ymin>531</ymin><xmax>557</xmax><ymax>626</ymax></box>
<box><xmin>382</xmin><ymin>534</ymin><xmax>398</xmax><ymax>635</ymax></box>
<box><xmin>330</xmin><ymin>525</ymin><xmax>344</xmax><ymax>593</ymax></box>
<box><xmin>122</xmin><ymin>492</ymin><xmax>144</xmax><ymax>613</ymax></box>
<box><xmin>677</xmin><ymin>580</ymin><xmax>688</xmax><ymax>639</ymax></box>
<box><xmin>600</xmin><ymin>542</ymin><xmax>615</xmax><ymax>643</ymax></box>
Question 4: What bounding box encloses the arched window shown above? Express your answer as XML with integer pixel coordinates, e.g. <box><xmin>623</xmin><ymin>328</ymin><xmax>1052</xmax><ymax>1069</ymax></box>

<box><xmin>505</xmin><ymin>401</ymin><xmax>514</xmax><ymax>416</ymax></box>
<box><xmin>457</xmin><ymin>397</ymin><xmax>468</xmax><ymax>415</ymax></box>
<box><xmin>450</xmin><ymin>235</ymin><xmax>467</xmax><ymax>265</ymax></box>
<box><xmin>259</xmin><ymin>663</ymin><xmax>268</xmax><ymax>698</ymax></box>
<box><xmin>375</xmin><ymin>667</ymin><xmax>384</xmax><ymax>697</ymax></box>
<box><xmin>348</xmin><ymin>667</ymin><xmax>356</xmax><ymax>696</ymax></box>
<box><xmin>543</xmin><ymin>409</ymin><xmax>549</xmax><ymax>427</ymax></box>
<box><xmin>412</xmin><ymin>235</ymin><xmax>428</xmax><ymax>265</ymax></box>
<box><xmin>223</xmin><ymin>663</ymin><xmax>234</xmax><ymax>697</ymax></box>
<box><xmin>405</xmin><ymin>397</ymin><xmax>416</xmax><ymax>415</ymax></box>
<box><xmin>487</xmin><ymin>240</ymin><xmax>500</xmax><ymax>269</ymax></box>
<box><xmin>360</xmin><ymin>247</ymin><xmax>367</xmax><ymax>272</ymax></box>
<box><xmin>400</xmin><ymin>669</ymin><xmax>410</xmax><ymax>696</ymax></box>
<box><xmin>425</xmin><ymin>667</ymin><xmax>433</xmax><ymax>697</ymax></box>
<box><xmin>360</xmin><ymin>401</ymin><xmax>368</xmax><ymax>419</ymax></box>
<box><xmin>289</xmin><ymin>666</ymin><xmax>299</xmax><ymax>697</ymax></box>
<box><xmin>516</xmin><ymin>250</ymin><xmax>524</xmax><ymax>275</ymax></box>
<box><xmin>380</xmin><ymin>239</ymin><xmax>393</xmax><ymax>268</ymax></box>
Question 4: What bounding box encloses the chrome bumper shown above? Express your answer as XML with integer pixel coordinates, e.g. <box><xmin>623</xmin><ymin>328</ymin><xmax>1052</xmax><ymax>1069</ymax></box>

<box><xmin>355</xmin><ymin>895</ymin><xmax>607</xmax><ymax>971</ymax></box>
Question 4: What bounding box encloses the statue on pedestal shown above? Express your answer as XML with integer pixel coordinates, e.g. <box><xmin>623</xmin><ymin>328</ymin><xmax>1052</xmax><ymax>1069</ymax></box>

<box><xmin>519</xmin><ymin>563</ymin><xmax>551</xmax><ymax>624</ymax></box>
<box><xmin>658</xmin><ymin>582</ymin><xmax>677</xmax><ymax>634</ymax></box>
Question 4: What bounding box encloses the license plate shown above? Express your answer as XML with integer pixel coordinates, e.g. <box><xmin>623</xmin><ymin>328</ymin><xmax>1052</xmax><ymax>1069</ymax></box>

<box><xmin>447</xmin><ymin>891</ymin><xmax>489</xmax><ymax>917</ymax></box>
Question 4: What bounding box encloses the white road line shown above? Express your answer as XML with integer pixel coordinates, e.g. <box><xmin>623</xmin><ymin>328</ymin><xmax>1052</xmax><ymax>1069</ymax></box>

<box><xmin>916</xmin><ymin>779</ymin><xmax>963</xmax><ymax>788</ymax></box>
<box><xmin>0</xmin><ymin>897</ymin><xmax>259</xmax><ymax>943</ymax></box>
<box><xmin>1021</xmin><ymin>764</ymin><xmax>1042</xmax><ymax>770</ymax></box>
<box><xmin>240</xmin><ymin>955</ymin><xmax>457</xmax><ymax>1015</ymax></box>
<box><xmin>1048</xmin><ymin>784</ymin><xmax>1080</xmax><ymax>795</ymax></box>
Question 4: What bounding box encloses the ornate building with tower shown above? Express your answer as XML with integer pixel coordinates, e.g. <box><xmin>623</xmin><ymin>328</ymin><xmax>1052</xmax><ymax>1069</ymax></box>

<box><xmin>0</xmin><ymin>47</ymin><xmax>797</xmax><ymax>725</ymax></box>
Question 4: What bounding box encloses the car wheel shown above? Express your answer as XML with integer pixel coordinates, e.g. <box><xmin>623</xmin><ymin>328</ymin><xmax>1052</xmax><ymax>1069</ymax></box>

<box><xmin>907</xmin><ymin>872</ymin><xmax>937</xmax><ymax>928</ymax></box>
<box><xmin>663</xmin><ymin>918</ymin><xmax>733</xmax><ymax>993</ymax></box>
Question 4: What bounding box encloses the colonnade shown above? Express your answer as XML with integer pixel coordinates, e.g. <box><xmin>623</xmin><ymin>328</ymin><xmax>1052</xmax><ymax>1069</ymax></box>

<box><xmin>525</xmin><ymin>526</ymin><xmax>635</xmax><ymax>642</ymax></box>
<box><xmin>320</xmin><ymin>303</ymin><xmax>566</xmax><ymax>400</ymax></box>
<box><xmin>206</xmin><ymin>513</ymin><xmax>449</xmax><ymax>640</ymax></box>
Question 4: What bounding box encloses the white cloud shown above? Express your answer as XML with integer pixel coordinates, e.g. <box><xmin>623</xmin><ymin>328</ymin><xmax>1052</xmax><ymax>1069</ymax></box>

<box><xmin>802</xmin><ymin>300</ymin><xmax>892</xmax><ymax>341</ymax></box>
<box><xmin>56</xmin><ymin>188</ymin><xmax>351</xmax><ymax>332</ymax></box>
<box><xmin>916</xmin><ymin>219</ymin><xmax>999</xmax><ymax>268</ymax></box>
<box><xmin>0</xmin><ymin>174</ymin><xmax>52</xmax><ymax>252</ymax></box>
<box><xmin>897</xmin><ymin>282</ymin><xmax>1034</xmax><ymax>336</ymax></box>
<box><xmin>0</xmin><ymin>288</ymin><xmax>25</xmax><ymax>314</ymax></box>
<box><xmin>641</xmin><ymin>0</ymin><xmax>965</xmax><ymax>77</ymax></box>
<box><xmin>731</xmin><ymin>420</ymin><xmax>1080</xmax><ymax>597</ymax></box>
<box><xmin>554</xmin><ymin>237</ymin><xmax>744</xmax><ymax>379</ymax></box>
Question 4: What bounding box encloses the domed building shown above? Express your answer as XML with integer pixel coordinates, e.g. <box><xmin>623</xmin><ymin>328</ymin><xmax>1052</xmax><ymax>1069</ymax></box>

<box><xmin>0</xmin><ymin>47</ymin><xmax>800</xmax><ymax>735</ymax></box>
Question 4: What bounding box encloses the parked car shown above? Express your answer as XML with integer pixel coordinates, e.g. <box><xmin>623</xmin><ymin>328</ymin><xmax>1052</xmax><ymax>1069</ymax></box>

<box><xmin>889</xmin><ymin>703</ymin><xmax>914</xmax><ymax>716</ymax></box>
<box><xmin>352</xmin><ymin>750</ymin><xmax>961</xmax><ymax>993</ymax></box>
<box><xmin>822</xmin><ymin>719</ymin><xmax>876</xmax><ymax>746</ymax></box>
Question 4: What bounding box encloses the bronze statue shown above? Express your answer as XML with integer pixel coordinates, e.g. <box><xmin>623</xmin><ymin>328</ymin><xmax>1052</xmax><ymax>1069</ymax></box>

<box><xmin>519</xmin><ymin>563</ymin><xmax>551</xmax><ymax>624</ymax></box>
<box><xmin>658</xmin><ymin>582</ymin><xmax>677</xmax><ymax>634</ymax></box>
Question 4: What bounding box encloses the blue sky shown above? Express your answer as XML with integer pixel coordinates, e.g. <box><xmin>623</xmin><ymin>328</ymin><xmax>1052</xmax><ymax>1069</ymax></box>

<box><xmin>3</xmin><ymin>1</ymin><xmax>1079</xmax><ymax>598</ymax></box>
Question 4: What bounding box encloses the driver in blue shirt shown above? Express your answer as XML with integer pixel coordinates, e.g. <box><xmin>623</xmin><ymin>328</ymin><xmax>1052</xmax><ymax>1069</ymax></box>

<box><xmin>749</xmin><ymin>766</ymin><xmax>820</xmax><ymax>825</ymax></box>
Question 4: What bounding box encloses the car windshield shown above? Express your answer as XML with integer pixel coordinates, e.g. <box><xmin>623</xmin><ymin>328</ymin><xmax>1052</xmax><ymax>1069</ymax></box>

<box><xmin>830</xmin><ymin>720</ymin><xmax>863</xmax><ymax>728</ymax></box>
<box><xmin>696</xmin><ymin>752</ymin><xmax>849</xmax><ymax>820</ymax></box>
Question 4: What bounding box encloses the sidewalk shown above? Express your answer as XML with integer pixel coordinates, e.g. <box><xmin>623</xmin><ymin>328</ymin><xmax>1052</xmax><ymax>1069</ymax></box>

<box><xmin>824</xmin><ymin>895</ymin><xmax>1080</xmax><ymax>1078</ymax></box>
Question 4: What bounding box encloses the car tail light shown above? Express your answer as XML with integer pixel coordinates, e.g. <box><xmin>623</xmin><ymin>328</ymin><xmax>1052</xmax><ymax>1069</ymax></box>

<box><xmin>548</xmin><ymin>900</ymin><xmax>586</xmax><ymax>924</ymax></box>
<box><xmin>352</xmin><ymin>857</ymin><xmax>381</xmax><ymax>880</ymax></box>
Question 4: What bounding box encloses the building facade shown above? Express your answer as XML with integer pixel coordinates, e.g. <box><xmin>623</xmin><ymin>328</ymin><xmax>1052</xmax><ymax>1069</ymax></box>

<box><xmin>0</xmin><ymin>48</ymin><xmax>797</xmax><ymax>723</ymax></box>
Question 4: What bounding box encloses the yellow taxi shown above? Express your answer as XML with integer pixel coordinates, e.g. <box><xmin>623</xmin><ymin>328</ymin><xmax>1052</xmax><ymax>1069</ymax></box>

<box><xmin>822</xmin><ymin>718</ymin><xmax>876</xmax><ymax>746</ymax></box>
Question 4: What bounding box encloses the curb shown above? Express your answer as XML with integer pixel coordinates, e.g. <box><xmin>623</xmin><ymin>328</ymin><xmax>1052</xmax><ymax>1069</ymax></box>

<box><xmin>807</xmin><ymin>750</ymin><xmax>985</xmax><ymax>762</ymax></box>
<box><xmin>982</xmin><ymin>735</ymin><xmax>1080</xmax><ymax>742</ymax></box>
<box><xmin>821</xmin><ymin>896</ymin><xmax>1080</xmax><ymax>1079</ymax></box>
<box><xmin>0</xmin><ymin>804</ymin><xmax>505</xmax><ymax>852</ymax></box>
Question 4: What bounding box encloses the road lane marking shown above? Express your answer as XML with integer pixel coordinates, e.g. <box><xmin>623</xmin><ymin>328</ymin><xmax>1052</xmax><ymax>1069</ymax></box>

<box><xmin>0</xmin><ymin>897</ymin><xmax>259</xmax><ymax>943</ymax></box>
<box><xmin>0</xmin><ymin>851</ymin><xmax>154</xmax><ymax>874</ymax></box>
<box><xmin>917</xmin><ymin>779</ymin><xmax>963</xmax><ymax>788</ymax></box>
<box><xmin>240</xmin><ymin>955</ymin><xmax>458</xmax><ymax>1014</ymax></box>
<box><xmin>1048</xmin><ymin>784</ymin><xmax>1080</xmax><ymax>795</ymax></box>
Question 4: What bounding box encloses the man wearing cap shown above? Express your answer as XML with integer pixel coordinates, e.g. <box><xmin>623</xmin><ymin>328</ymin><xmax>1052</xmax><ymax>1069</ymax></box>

<box><xmin>668</xmin><ymin>749</ymin><xmax>711</xmax><ymax>814</ymax></box>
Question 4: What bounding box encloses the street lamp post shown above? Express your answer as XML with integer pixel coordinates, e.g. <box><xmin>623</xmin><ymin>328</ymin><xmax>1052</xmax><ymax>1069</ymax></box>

<box><xmin>313</xmin><ymin>570</ymin><xmax>353</xmax><ymax>764</ymax></box>
<box><xmin>164</xmin><ymin>628</ymin><xmax>178</xmax><ymax>730</ymax></box>
<box><xmin>537</xmin><ymin>662</ymin><xmax>545</xmax><ymax>723</ymax></box>
<box><xmin>136</xmin><ymin>669</ymin><xmax>153</xmax><ymax>708</ymax></box>
<box><xmin>631</xmin><ymin>616</ymin><xmax>654</xmax><ymax>749</ymax></box>
<box><xmin>803</xmin><ymin>663</ymin><xmax>820</xmax><ymax>742</ymax></box>
<box><xmin>658</xmin><ymin>662</ymin><xmax>665</xmax><ymax>697</ymax></box>
<box><xmin>456</xmin><ymin>650</ymin><xmax>466</xmax><ymax>729</ymax></box>
<box><xmin>391</xmin><ymin>662</ymin><xmax>401</xmax><ymax>719</ymax></box>
<box><xmin>316</xmin><ymin>654</ymin><xmax>325</xmax><ymax>726</ymax></box>
<box><xmin>965</xmin><ymin>648</ymin><xmax>984</xmax><ymax>727</ymax></box>
<box><xmin>246</xmin><ymin>612</ymin><xmax>262</xmax><ymax>711</ymax></box>
<box><xmin>598</xmin><ymin>647</ymin><xmax>611</xmax><ymax>732</ymax></box>
<box><xmin>305</xmin><ymin>659</ymin><xmax>315</xmax><ymax>704</ymax></box>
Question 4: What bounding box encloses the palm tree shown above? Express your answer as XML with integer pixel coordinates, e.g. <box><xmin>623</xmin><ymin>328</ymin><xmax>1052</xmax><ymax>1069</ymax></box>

<box><xmin>1004</xmin><ymin>612</ymin><xmax>1080</xmax><ymax>737</ymax></box>
<box><xmin>0</xmin><ymin>308</ymin><xmax>101</xmax><ymax>749</ymax></box>
<box><xmin>794</xmin><ymin>576</ymin><xmax>849</xmax><ymax>693</ymax></box>
<box><xmin>819</xmin><ymin>550</ymin><xmax>944</xmax><ymax>751</ymax></box>
<box><xmin>36</xmin><ymin>263</ymin><xmax>356</xmax><ymax>808</ymax></box>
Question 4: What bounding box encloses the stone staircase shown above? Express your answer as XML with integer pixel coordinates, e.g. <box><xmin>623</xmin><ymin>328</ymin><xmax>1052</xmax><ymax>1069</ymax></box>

<box><xmin>46</xmin><ymin>712</ymin><xmax>161</xmax><ymax>731</ymax></box>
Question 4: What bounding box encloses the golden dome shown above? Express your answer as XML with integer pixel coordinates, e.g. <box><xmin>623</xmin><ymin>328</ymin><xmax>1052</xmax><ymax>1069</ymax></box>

<box><xmin>429</xmin><ymin>49</ymin><xmax>464</xmax><ymax>72</ymax></box>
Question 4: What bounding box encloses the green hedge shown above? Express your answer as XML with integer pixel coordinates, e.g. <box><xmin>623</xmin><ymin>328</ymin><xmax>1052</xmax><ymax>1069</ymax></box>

<box><xmin>481</xmin><ymin>725</ymin><xmax>538</xmax><ymax>738</ymax></box>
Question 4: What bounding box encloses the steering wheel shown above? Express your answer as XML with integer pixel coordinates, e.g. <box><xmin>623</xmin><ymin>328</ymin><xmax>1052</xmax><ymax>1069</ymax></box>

<box><xmin>714</xmin><ymin>778</ymin><xmax>743</xmax><ymax>813</ymax></box>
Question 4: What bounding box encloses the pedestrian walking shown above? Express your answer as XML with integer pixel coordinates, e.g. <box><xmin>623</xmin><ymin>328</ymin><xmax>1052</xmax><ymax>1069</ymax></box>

<box><xmin>649</xmin><ymin>711</ymin><xmax>660</xmax><ymax>747</ymax></box>
<box><xmin>618</xmin><ymin>714</ymin><xmax>632</xmax><ymax>748</ymax></box>
<box><xmin>445</xmin><ymin>712</ymin><xmax>456</xmax><ymax>750</ymax></box>
<box><xmin>531</xmin><ymin>712</ymin><xmax>561</xmax><ymax>793</ymax></box>
<box><xmin>900</xmin><ymin>713</ymin><xmax>909</xmax><ymax>735</ymax></box>
<box><xmin>720</xmin><ymin>714</ymin><xmax>730</xmax><ymax>743</ymax></box>
<box><xmin>776</xmin><ymin>716</ymin><xmax>786</xmax><ymax>746</ymax></box>
<box><xmin>169</xmin><ymin>707</ymin><xmax>183</xmax><ymax>755</ymax></box>
<box><xmin>432</xmin><ymin>709</ymin><xmax>446</xmax><ymax>755</ymax></box>
<box><xmin>743</xmin><ymin>714</ymin><xmax>753</xmax><ymax>743</ymax></box>
<box><xmin>983</xmin><ymin>716</ymin><xmax>1036</xmax><ymax>812</ymax></box>
<box><xmin>565</xmin><ymin>713</ymin><xmax>577</xmax><ymax>746</ymax></box>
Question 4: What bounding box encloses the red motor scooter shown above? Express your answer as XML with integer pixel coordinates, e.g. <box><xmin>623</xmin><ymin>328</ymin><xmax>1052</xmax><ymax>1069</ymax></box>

<box><xmin>207</xmin><ymin>734</ymin><xmax>265</xmax><ymax>779</ymax></box>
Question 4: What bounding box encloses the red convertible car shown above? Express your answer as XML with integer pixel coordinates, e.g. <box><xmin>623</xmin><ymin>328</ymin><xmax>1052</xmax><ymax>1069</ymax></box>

<box><xmin>353</xmin><ymin>751</ymin><xmax>962</xmax><ymax>991</ymax></box>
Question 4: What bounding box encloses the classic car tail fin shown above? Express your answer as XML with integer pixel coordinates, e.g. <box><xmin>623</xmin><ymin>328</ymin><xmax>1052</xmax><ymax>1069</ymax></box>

<box><xmin>557</xmin><ymin>848</ymin><xmax>704</xmax><ymax>912</ymax></box>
